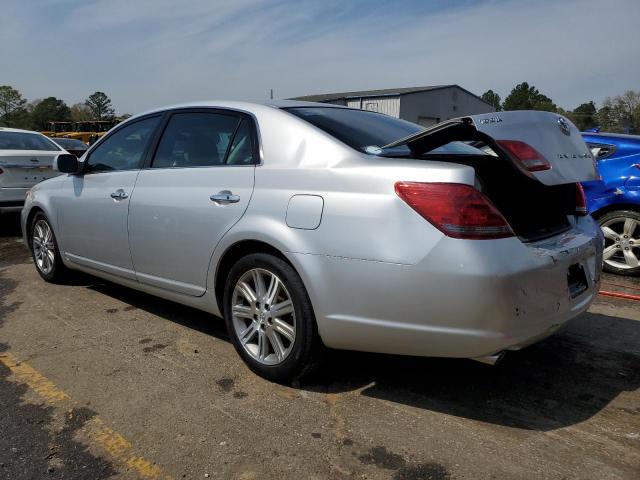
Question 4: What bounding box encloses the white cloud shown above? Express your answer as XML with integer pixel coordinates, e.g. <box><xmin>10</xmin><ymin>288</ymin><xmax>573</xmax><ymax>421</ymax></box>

<box><xmin>1</xmin><ymin>0</ymin><xmax>638</xmax><ymax>113</ymax></box>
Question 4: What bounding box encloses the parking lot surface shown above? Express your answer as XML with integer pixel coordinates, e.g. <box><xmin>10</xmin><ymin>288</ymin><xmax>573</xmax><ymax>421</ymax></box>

<box><xmin>1</xmin><ymin>212</ymin><xmax>639</xmax><ymax>480</ymax></box>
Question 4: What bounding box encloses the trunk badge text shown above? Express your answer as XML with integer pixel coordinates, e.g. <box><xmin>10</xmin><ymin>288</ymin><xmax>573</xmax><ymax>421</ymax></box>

<box><xmin>479</xmin><ymin>117</ymin><xmax>502</xmax><ymax>125</ymax></box>
<box><xmin>557</xmin><ymin>153</ymin><xmax>591</xmax><ymax>159</ymax></box>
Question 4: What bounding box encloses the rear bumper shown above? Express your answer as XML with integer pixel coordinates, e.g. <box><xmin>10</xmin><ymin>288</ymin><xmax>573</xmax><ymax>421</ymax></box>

<box><xmin>0</xmin><ymin>188</ymin><xmax>28</xmax><ymax>212</ymax></box>
<box><xmin>291</xmin><ymin>216</ymin><xmax>603</xmax><ymax>359</ymax></box>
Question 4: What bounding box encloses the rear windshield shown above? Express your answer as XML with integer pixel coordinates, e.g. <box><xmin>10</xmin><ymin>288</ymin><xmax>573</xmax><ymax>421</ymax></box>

<box><xmin>0</xmin><ymin>131</ymin><xmax>61</xmax><ymax>151</ymax></box>
<box><xmin>53</xmin><ymin>138</ymin><xmax>88</xmax><ymax>149</ymax></box>
<box><xmin>284</xmin><ymin>107</ymin><xmax>484</xmax><ymax>156</ymax></box>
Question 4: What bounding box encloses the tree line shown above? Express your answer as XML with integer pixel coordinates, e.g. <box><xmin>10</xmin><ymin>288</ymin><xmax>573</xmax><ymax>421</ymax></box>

<box><xmin>0</xmin><ymin>85</ymin><xmax>122</xmax><ymax>130</ymax></box>
<box><xmin>3</xmin><ymin>82</ymin><xmax>639</xmax><ymax>134</ymax></box>
<box><xmin>481</xmin><ymin>82</ymin><xmax>640</xmax><ymax>134</ymax></box>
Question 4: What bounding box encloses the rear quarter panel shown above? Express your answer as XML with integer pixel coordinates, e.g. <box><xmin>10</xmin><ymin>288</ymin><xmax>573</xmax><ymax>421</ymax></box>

<box><xmin>210</xmin><ymin>106</ymin><xmax>477</xmax><ymax>268</ymax></box>
<box><xmin>207</xmin><ymin>107</ymin><xmax>477</xmax><ymax>315</ymax></box>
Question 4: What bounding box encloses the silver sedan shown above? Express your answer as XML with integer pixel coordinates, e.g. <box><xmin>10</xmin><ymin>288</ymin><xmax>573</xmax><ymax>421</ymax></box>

<box><xmin>21</xmin><ymin>101</ymin><xmax>603</xmax><ymax>382</ymax></box>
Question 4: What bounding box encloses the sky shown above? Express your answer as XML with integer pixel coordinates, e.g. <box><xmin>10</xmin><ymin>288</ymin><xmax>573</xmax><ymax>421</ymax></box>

<box><xmin>1</xmin><ymin>0</ymin><xmax>639</xmax><ymax>115</ymax></box>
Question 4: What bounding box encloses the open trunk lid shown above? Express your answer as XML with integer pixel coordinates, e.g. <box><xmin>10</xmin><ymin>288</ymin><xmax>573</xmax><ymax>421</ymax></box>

<box><xmin>382</xmin><ymin>110</ymin><xmax>597</xmax><ymax>186</ymax></box>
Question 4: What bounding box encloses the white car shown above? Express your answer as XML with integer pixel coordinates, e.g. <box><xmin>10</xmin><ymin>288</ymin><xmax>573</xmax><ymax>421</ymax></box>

<box><xmin>0</xmin><ymin>128</ymin><xmax>66</xmax><ymax>213</ymax></box>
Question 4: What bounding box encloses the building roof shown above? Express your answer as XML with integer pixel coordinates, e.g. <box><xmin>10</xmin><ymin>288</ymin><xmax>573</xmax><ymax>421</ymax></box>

<box><xmin>290</xmin><ymin>84</ymin><xmax>493</xmax><ymax>106</ymax></box>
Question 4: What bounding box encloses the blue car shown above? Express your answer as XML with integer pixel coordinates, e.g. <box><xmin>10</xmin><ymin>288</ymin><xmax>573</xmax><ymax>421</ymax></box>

<box><xmin>581</xmin><ymin>132</ymin><xmax>640</xmax><ymax>275</ymax></box>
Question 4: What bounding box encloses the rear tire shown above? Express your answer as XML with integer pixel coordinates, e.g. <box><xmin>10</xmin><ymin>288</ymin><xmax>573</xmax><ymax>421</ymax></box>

<box><xmin>598</xmin><ymin>209</ymin><xmax>640</xmax><ymax>276</ymax></box>
<box><xmin>30</xmin><ymin>212</ymin><xmax>71</xmax><ymax>283</ymax></box>
<box><xmin>223</xmin><ymin>253</ymin><xmax>323</xmax><ymax>383</ymax></box>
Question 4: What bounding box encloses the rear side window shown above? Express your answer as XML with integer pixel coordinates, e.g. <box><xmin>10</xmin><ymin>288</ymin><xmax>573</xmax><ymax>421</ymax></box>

<box><xmin>152</xmin><ymin>112</ymin><xmax>242</xmax><ymax>168</ymax></box>
<box><xmin>226</xmin><ymin>119</ymin><xmax>256</xmax><ymax>165</ymax></box>
<box><xmin>86</xmin><ymin>116</ymin><xmax>160</xmax><ymax>172</ymax></box>
<box><xmin>0</xmin><ymin>131</ymin><xmax>61</xmax><ymax>151</ymax></box>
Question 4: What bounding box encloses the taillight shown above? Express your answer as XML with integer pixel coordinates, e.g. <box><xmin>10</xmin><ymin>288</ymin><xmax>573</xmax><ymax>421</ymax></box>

<box><xmin>0</xmin><ymin>167</ymin><xmax>3</xmax><ymax>174</ymax></box>
<box><xmin>575</xmin><ymin>183</ymin><xmax>588</xmax><ymax>216</ymax></box>
<box><xmin>496</xmin><ymin>140</ymin><xmax>551</xmax><ymax>172</ymax></box>
<box><xmin>394</xmin><ymin>182</ymin><xmax>514</xmax><ymax>240</ymax></box>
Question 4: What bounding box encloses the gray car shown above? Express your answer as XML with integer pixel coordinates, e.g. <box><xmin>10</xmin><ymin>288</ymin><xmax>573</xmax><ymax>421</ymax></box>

<box><xmin>21</xmin><ymin>101</ymin><xmax>603</xmax><ymax>381</ymax></box>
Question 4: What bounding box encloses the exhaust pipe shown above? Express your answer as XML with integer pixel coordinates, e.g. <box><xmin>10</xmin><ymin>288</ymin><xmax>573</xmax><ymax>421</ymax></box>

<box><xmin>472</xmin><ymin>351</ymin><xmax>506</xmax><ymax>366</ymax></box>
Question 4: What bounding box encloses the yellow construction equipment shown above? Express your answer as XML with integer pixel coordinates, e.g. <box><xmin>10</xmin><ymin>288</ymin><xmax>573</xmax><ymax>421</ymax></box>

<box><xmin>70</xmin><ymin>120</ymin><xmax>118</xmax><ymax>144</ymax></box>
<box><xmin>41</xmin><ymin>121</ymin><xmax>75</xmax><ymax>138</ymax></box>
<box><xmin>41</xmin><ymin>120</ymin><xmax>119</xmax><ymax>144</ymax></box>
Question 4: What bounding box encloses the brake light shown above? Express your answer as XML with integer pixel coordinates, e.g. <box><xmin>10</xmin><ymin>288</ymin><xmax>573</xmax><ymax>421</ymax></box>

<box><xmin>496</xmin><ymin>140</ymin><xmax>551</xmax><ymax>172</ymax></box>
<box><xmin>395</xmin><ymin>182</ymin><xmax>514</xmax><ymax>239</ymax></box>
<box><xmin>575</xmin><ymin>183</ymin><xmax>588</xmax><ymax>216</ymax></box>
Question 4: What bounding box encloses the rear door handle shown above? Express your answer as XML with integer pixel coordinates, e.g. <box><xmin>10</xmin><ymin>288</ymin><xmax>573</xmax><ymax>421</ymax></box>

<box><xmin>210</xmin><ymin>191</ymin><xmax>240</xmax><ymax>204</ymax></box>
<box><xmin>110</xmin><ymin>189</ymin><xmax>129</xmax><ymax>200</ymax></box>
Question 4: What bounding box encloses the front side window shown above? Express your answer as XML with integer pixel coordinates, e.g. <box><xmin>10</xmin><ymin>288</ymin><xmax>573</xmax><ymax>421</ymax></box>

<box><xmin>86</xmin><ymin>116</ymin><xmax>160</xmax><ymax>172</ymax></box>
<box><xmin>0</xmin><ymin>132</ymin><xmax>61</xmax><ymax>151</ymax></box>
<box><xmin>152</xmin><ymin>112</ymin><xmax>242</xmax><ymax>168</ymax></box>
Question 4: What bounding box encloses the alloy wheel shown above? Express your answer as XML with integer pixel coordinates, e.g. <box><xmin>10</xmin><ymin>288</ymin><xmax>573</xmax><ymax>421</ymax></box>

<box><xmin>32</xmin><ymin>219</ymin><xmax>55</xmax><ymax>275</ymax></box>
<box><xmin>601</xmin><ymin>217</ymin><xmax>640</xmax><ymax>270</ymax></box>
<box><xmin>231</xmin><ymin>268</ymin><xmax>296</xmax><ymax>365</ymax></box>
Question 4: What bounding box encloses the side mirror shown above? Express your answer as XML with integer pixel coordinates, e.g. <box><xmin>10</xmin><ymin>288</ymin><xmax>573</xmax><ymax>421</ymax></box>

<box><xmin>55</xmin><ymin>154</ymin><xmax>83</xmax><ymax>174</ymax></box>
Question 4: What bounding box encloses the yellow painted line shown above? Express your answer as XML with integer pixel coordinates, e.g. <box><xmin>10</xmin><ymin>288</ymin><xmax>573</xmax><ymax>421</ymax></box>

<box><xmin>0</xmin><ymin>351</ymin><xmax>173</xmax><ymax>480</ymax></box>
<box><xmin>0</xmin><ymin>351</ymin><xmax>70</xmax><ymax>403</ymax></box>
<box><xmin>85</xmin><ymin>417</ymin><xmax>168</xmax><ymax>479</ymax></box>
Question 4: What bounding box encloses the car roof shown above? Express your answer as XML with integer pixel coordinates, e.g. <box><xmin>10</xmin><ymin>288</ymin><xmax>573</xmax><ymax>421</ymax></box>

<box><xmin>125</xmin><ymin>99</ymin><xmax>345</xmax><ymax>122</ymax></box>
<box><xmin>261</xmin><ymin>99</ymin><xmax>346</xmax><ymax>109</ymax></box>
<box><xmin>0</xmin><ymin>127</ymin><xmax>46</xmax><ymax>135</ymax></box>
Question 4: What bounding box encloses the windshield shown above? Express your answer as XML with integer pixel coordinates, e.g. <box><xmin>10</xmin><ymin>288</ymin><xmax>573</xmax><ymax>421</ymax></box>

<box><xmin>0</xmin><ymin>131</ymin><xmax>61</xmax><ymax>151</ymax></box>
<box><xmin>284</xmin><ymin>107</ymin><xmax>486</xmax><ymax>156</ymax></box>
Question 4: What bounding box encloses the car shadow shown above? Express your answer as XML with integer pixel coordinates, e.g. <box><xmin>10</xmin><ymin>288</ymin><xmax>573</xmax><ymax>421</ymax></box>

<box><xmin>0</xmin><ymin>212</ymin><xmax>22</xmax><ymax>237</ymax></box>
<box><xmin>88</xmin><ymin>281</ymin><xmax>229</xmax><ymax>342</ymax></box>
<box><xmin>83</xmin><ymin>278</ymin><xmax>640</xmax><ymax>432</ymax></box>
<box><xmin>302</xmin><ymin>312</ymin><xmax>640</xmax><ymax>431</ymax></box>
<box><xmin>0</xmin><ymin>213</ymin><xmax>30</xmax><ymax>267</ymax></box>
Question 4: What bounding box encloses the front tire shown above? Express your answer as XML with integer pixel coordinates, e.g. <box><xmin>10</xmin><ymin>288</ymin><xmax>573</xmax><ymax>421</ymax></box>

<box><xmin>598</xmin><ymin>210</ymin><xmax>640</xmax><ymax>276</ymax></box>
<box><xmin>30</xmin><ymin>213</ymin><xmax>70</xmax><ymax>283</ymax></box>
<box><xmin>223</xmin><ymin>253</ymin><xmax>322</xmax><ymax>382</ymax></box>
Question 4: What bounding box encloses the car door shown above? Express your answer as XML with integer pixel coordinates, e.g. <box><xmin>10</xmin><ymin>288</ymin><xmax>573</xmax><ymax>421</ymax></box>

<box><xmin>128</xmin><ymin>109</ymin><xmax>257</xmax><ymax>296</ymax></box>
<box><xmin>57</xmin><ymin>115</ymin><xmax>162</xmax><ymax>279</ymax></box>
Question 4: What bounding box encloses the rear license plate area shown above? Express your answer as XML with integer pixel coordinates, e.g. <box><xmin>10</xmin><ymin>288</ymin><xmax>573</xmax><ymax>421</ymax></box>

<box><xmin>567</xmin><ymin>263</ymin><xmax>588</xmax><ymax>299</ymax></box>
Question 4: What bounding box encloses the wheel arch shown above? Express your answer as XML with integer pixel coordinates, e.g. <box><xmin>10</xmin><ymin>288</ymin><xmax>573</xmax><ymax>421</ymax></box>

<box><xmin>213</xmin><ymin>239</ymin><xmax>296</xmax><ymax>314</ymax></box>
<box><xmin>591</xmin><ymin>203</ymin><xmax>640</xmax><ymax>219</ymax></box>
<box><xmin>24</xmin><ymin>206</ymin><xmax>46</xmax><ymax>247</ymax></box>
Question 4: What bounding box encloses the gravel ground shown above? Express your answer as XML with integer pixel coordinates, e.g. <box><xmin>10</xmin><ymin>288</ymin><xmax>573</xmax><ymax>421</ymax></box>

<box><xmin>0</xmin><ymin>212</ymin><xmax>638</xmax><ymax>479</ymax></box>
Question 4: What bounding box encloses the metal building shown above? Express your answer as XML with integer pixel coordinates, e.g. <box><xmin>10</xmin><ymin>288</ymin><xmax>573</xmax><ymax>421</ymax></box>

<box><xmin>291</xmin><ymin>84</ymin><xmax>495</xmax><ymax>127</ymax></box>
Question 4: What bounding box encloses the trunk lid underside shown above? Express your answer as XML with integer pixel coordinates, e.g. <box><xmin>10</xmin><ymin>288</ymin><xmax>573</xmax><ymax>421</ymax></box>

<box><xmin>381</xmin><ymin>111</ymin><xmax>597</xmax><ymax>242</ymax></box>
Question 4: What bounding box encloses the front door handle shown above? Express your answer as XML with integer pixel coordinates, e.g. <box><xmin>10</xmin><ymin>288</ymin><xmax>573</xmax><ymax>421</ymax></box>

<box><xmin>110</xmin><ymin>189</ymin><xmax>129</xmax><ymax>200</ymax></box>
<box><xmin>210</xmin><ymin>191</ymin><xmax>240</xmax><ymax>204</ymax></box>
